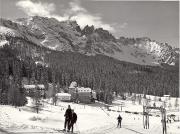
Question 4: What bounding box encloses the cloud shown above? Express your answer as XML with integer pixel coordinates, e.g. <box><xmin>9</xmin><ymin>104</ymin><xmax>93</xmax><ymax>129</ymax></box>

<box><xmin>16</xmin><ymin>0</ymin><xmax>55</xmax><ymax>16</ymax></box>
<box><xmin>16</xmin><ymin>0</ymin><xmax>126</xmax><ymax>33</ymax></box>
<box><xmin>120</xmin><ymin>22</ymin><xmax>128</xmax><ymax>29</ymax></box>
<box><xmin>71</xmin><ymin>13</ymin><xmax>114</xmax><ymax>31</ymax></box>
<box><xmin>111</xmin><ymin>22</ymin><xmax>128</xmax><ymax>38</ymax></box>
<box><xmin>69</xmin><ymin>0</ymin><xmax>87</xmax><ymax>13</ymax></box>
<box><xmin>67</xmin><ymin>1</ymin><xmax>115</xmax><ymax>32</ymax></box>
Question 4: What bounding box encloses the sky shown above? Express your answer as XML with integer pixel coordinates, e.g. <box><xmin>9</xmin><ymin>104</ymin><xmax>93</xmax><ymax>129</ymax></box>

<box><xmin>0</xmin><ymin>0</ymin><xmax>179</xmax><ymax>48</ymax></box>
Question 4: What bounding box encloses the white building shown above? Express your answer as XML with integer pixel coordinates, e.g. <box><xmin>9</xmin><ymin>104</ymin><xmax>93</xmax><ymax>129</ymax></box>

<box><xmin>23</xmin><ymin>84</ymin><xmax>45</xmax><ymax>91</ymax></box>
<box><xmin>56</xmin><ymin>93</ymin><xmax>71</xmax><ymax>101</ymax></box>
<box><xmin>77</xmin><ymin>87</ymin><xmax>91</xmax><ymax>92</ymax></box>
<box><xmin>23</xmin><ymin>84</ymin><xmax>45</xmax><ymax>97</ymax></box>
<box><xmin>69</xmin><ymin>82</ymin><xmax>97</xmax><ymax>103</ymax></box>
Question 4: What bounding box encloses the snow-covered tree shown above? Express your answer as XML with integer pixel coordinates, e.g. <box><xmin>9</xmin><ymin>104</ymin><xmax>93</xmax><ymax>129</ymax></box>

<box><xmin>163</xmin><ymin>101</ymin><xmax>167</xmax><ymax>108</ymax></box>
<box><xmin>34</xmin><ymin>89</ymin><xmax>41</xmax><ymax>114</ymax></box>
<box><xmin>168</xmin><ymin>101</ymin><xmax>172</xmax><ymax>110</ymax></box>
<box><xmin>154</xmin><ymin>96</ymin><xmax>157</xmax><ymax>102</ymax></box>
<box><xmin>174</xmin><ymin>98</ymin><xmax>179</xmax><ymax>110</ymax></box>
<box><xmin>131</xmin><ymin>94</ymin><xmax>136</xmax><ymax>105</ymax></box>
<box><xmin>52</xmin><ymin>70</ymin><xmax>57</xmax><ymax>105</ymax></box>
<box><xmin>137</xmin><ymin>95</ymin><xmax>142</xmax><ymax>105</ymax></box>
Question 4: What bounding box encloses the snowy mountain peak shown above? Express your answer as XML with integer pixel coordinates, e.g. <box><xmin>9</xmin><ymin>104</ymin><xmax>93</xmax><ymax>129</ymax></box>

<box><xmin>0</xmin><ymin>16</ymin><xmax>179</xmax><ymax>66</ymax></box>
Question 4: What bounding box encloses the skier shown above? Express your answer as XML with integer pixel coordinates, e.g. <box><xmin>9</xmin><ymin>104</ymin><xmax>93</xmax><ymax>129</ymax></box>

<box><xmin>69</xmin><ymin>109</ymin><xmax>77</xmax><ymax>133</ymax></box>
<box><xmin>117</xmin><ymin>114</ymin><xmax>122</xmax><ymax>128</ymax></box>
<box><xmin>63</xmin><ymin>105</ymin><xmax>72</xmax><ymax>131</ymax></box>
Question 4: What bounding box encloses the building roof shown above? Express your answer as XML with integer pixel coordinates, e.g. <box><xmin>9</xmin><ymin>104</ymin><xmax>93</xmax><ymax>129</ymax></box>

<box><xmin>56</xmin><ymin>93</ymin><xmax>71</xmax><ymax>97</ymax></box>
<box><xmin>69</xmin><ymin>86</ymin><xmax>92</xmax><ymax>92</ymax></box>
<box><xmin>163</xmin><ymin>95</ymin><xmax>170</xmax><ymax>97</ymax></box>
<box><xmin>23</xmin><ymin>84</ymin><xmax>45</xmax><ymax>89</ymax></box>
<box><xmin>77</xmin><ymin>87</ymin><xmax>91</xmax><ymax>92</ymax></box>
<box><xmin>38</xmin><ymin>85</ymin><xmax>45</xmax><ymax>89</ymax></box>
<box><xmin>24</xmin><ymin>85</ymin><xmax>36</xmax><ymax>89</ymax></box>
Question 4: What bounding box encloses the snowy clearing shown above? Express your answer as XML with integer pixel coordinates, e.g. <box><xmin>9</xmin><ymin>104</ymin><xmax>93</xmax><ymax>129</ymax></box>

<box><xmin>0</xmin><ymin>97</ymin><xmax>179</xmax><ymax>134</ymax></box>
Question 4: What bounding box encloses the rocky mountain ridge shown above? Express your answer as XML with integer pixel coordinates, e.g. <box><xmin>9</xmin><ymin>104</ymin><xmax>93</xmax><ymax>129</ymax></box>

<box><xmin>0</xmin><ymin>16</ymin><xmax>179</xmax><ymax>66</ymax></box>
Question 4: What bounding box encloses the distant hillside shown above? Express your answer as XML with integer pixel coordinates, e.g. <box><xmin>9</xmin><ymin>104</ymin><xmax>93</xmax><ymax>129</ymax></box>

<box><xmin>0</xmin><ymin>36</ymin><xmax>178</xmax><ymax>104</ymax></box>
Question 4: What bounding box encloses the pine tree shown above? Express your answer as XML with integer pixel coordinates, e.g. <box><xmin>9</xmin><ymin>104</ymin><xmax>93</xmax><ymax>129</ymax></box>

<box><xmin>138</xmin><ymin>95</ymin><xmax>142</xmax><ymax>105</ymax></box>
<box><xmin>14</xmin><ymin>84</ymin><xmax>21</xmax><ymax>107</ymax></box>
<box><xmin>57</xmin><ymin>82</ymin><xmax>60</xmax><ymax>93</ymax></box>
<box><xmin>8</xmin><ymin>76</ymin><xmax>15</xmax><ymax>105</ymax></box>
<box><xmin>52</xmin><ymin>70</ymin><xmax>57</xmax><ymax>105</ymax></box>
<box><xmin>34</xmin><ymin>84</ymin><xmax>41</xmax><ymax>114</ymax></box>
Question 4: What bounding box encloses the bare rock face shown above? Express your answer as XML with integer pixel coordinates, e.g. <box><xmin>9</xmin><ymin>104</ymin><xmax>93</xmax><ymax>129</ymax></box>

<box><xmin>81</xmin><ymin>25</ymin><xmax>94</xmax><ymax>36</ymax></box>
<box><xmin>0</xmin><ymin>16</ymin><xmax>179</xmax><ymax>66</ymax></box>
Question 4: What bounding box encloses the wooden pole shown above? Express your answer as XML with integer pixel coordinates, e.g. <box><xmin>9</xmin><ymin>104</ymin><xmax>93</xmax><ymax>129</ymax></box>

<box><xmin>164</xmin><ymin>109</ymin><xmax>167</xmax><ymax>134</ymax></box>
<box><xmin>143</xmin><ymin>106</ymin><xmax>145</xmax><ymax>129</ymax></box>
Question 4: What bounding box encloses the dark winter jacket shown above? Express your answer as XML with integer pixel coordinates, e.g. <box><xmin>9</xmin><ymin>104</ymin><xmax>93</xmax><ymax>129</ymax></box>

<box><xmin>117</xmin><ymin>116</ymin><xmax>122</xmax><ymax>121</ymax></box>
<box><xmin>71</xmin><ymin>113</ymin><xmax>77</xmax><ymax>123</ymax></box>
<box><xmin>64</xmin><ymin>108</ymin><xmax>72</xmax><ymax>120</ymax></box>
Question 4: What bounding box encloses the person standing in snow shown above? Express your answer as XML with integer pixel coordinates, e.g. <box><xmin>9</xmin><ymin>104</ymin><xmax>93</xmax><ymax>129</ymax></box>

<box><xmin>117</xmin><ymin>114</ymin><xmax>122</xmax><ymax>128</ymax></box>
<box><xmin>63</xmin><ymin>105</ymin><xmax>72</xmax><ymax>131</ymax></box>
<box><xmin>69</xmin><ymin>109</ymin><xmax>77</xmax><ymax>133</ymax></box>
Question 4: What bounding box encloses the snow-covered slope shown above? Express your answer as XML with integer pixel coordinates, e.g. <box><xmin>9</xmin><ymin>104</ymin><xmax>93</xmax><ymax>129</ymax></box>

<box><xmin>0</xmin><ymin>26</ymin><xmax>20</xmax><ymax>47</ymax></box>
<box><xmin>0</xmin><ymin>97</ymin><xmax>179</xmax><ymax>134</ymax></box>
<box><xmin>0</xmin><ymin>16</ymin><xmax>179</xmax><ymax>66</ymax></box>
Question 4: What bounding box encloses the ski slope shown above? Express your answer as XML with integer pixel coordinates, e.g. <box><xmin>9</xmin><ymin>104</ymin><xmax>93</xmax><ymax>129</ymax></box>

<box><xmin>0</xmin><ymin>97</ymin><xmax>179</xmax><ymax>134</ymax></box>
